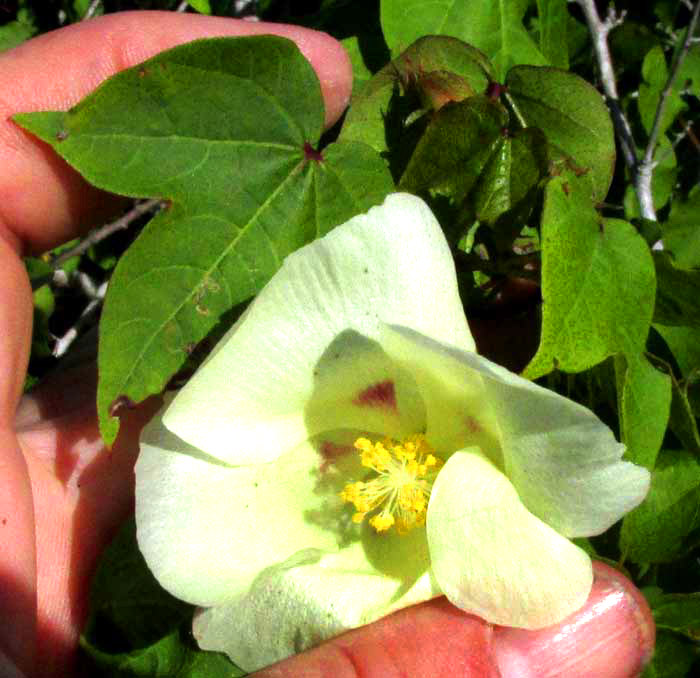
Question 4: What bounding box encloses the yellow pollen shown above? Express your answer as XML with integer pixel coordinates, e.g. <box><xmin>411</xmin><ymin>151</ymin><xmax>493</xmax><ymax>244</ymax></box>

<box><xmin>340</xmin><ymin>435</ymin><xmax>444</xmax><ymax>534</ymax></box>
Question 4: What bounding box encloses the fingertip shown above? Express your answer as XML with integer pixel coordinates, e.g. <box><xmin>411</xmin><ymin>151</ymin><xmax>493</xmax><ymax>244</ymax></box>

<box><xmin>592</xmin><ymin>561</ymin><xmax>656</xmax><ymax>665</ymax></box>
<box><xmin>492</xmin><ymin>560</ymin><xmax>655</xmax><ymax>678</ymax></box>
<box><xmin>285</xmin><ymin>27</ymin><xmax>352</xmax><ymax>128</ymax></box>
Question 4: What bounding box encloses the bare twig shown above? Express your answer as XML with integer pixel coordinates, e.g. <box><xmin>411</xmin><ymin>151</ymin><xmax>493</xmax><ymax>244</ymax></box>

<box><xmin>83</xmin><ymin>0</ymin><xmax>101</xmax><ymax>19</ymax></box>
<box><xmin>575</xmin><ymin>0</ymin><xmax>700</xmax><ymax>222</ymax></box>
<box><xmin>176</xmin><ymin>1</ymin><xmax>190</xmax><ymax>11</ymax></box>
<box><xmin>52</xmin><ymin>280</ymin><xmax>107</xmax><ymax>358</ymax></box>
<box><xmin>51</xmin><ymin>199</ymin><xmax>164</xmax><ymax>269</ymax></box>
<box><xmin>575</xmin><ymin>0</ymin><xmax>638</xmax><ymax>172</ymax></box>
<box><xmin>637</xmin><ymin>0</ymin><xmax>700</xmax><ymax>219</ymax></box>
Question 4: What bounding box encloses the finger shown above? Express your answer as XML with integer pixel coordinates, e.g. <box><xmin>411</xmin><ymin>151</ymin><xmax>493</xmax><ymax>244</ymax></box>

<box><xmin>0</xmin><ymin>10</ymin><xmax>353</xmax><ymax>255</ymax></box>
<box><xmin>0</xmin><ymin>237</ymin><xmax>36</xmax><ymax>675</ymax></box>
<box><xmin>493</xmin><ymin>561</ymin><xmax>655</xmax><ymax>678</ymax></box>
<box><xmin>18</xmin><ymin>397</ymin><xmax>159</xmax><ymax>675</ymax></box>
<box><xmin>252</xmin><ymin>564</ymin><xmax>654</xmax><ymax>678</ymax></box>
<box><xmin>15</xmin><ymin>361</ymin><xmax>98</xmax><ymax>430</ymax></box>
<box><xmin>252</xmin><ymin>598</ymin><xmax>498</xmax><ymax>678</ymax></box>
<box><xmin>0</xmin><ymin>427</ymin><xmax>36</xmax><ymax>677</ymax></box>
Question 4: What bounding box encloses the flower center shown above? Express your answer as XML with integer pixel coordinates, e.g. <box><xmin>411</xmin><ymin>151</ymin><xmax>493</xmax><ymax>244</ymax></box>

<box><xmin>340</xmin><ymin>435</ymin><xmax>444</xmax><ymax>534</ymax></box>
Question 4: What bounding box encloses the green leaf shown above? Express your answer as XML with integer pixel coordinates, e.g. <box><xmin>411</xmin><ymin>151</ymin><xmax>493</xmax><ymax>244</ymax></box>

<box><xmin>25</xmin><ymin>258</ymin><xmax>56</xmax><ymax>360</ymax></box>
<box><xmin>398</xmin><ymin>96</ymin><xmax>508</xmax><ymax>202</ymax></box>
<box><xmin>638</xmin><ymin>45</ymin><xmax>700</xmax><ymax>137</ymax></box>
<box><xmin>380</xmin><ymin>0</ymin><xmax>548</xmax><ymax>79</ymax></box>
<box><xmin>186</xmin><ymin>0</ymin><xmax>212</xmax><ymax>13</ymax></box>
<box><xmin>535</xmin><ymin>0</ymin><xmax>569</xmax><ymax>70</ymax></box>
<box><xmin>505</xmin><ymin>66</ymin><xmax>616</xmax><ymax>200</ymax></box>
<box><xmin>340</xmin><ymin>16</ymin><xmax>390</xmax><ymax>95</ymax></box>
<box><xmin>620</xmin><ymin>449</ymin><xmax>700</xmax><ymax>564</ymax></box>
<box><xmin>655</xmin><ymin>324</ymin><xmax>700</xmax><ymax>377</ymax></box>
<box><xmin>641</xmin><ymin>631</ymin><xmax>698</xmax><ymax>678</ymax></box>
<box><xmin>0</xmin><ymin>6</ymin><xmax>37</xmax><ymax>52</ymax></box>
<box><xmin>669</xmin><ymin>374</ymin><xmax>700</xmax><ymax>456</ymax></box>
<box><xmin>615</xmin><ymin>353</ymin><xmax>671</xmax><ymax>469</ymax></box>
<box><xmin>638</xmin><ymin>46</ymin><xmax>686</xmax><ymax>137</ymax></box>
<box><xmin>31</xmin><ymin>285</ymin><xmax>55</xmax><ymax>361</ymax></box>
<box><xmin>24</xmin><ymin>256</ymin><xmax>53</xmax><ymax>289</ymax></box>
<box><xmin>468</xmin><ymin>127</ymin><xmax>549</xmax><ymax>228</ymax></box>
<box><xmin>342</xmin><ymin>36</ymin><xmax>376</xmax><ymax>92</ymax></box>
<box><xmin>340</xmin><ymin>35</ymin><xmax>495</xmax><ymax>159</ymax></box>
<box><xmin>81</xmin><ymin>629</ymin><xmax>244</xmax><ymax>678</ymax></box>
<box><xmin>15</xmin><ymin>37</ymin><xmax>394</xmax><ymax>445</ymax></box>
<box><xmin>608</xmin><ymin>22</ymin><xmax>660</xmax><ymax>74</ymax></box>
<box><xmin>523</xmin><ymin>174</ymin><xmax>656</xmax><ymax>378</ymax></box>
<box><xmin>653</xmin><ymin>252</ymin><xmax>700</xmax><ymax>328</ymax></box>
<box><xmin>82</xmin><ymin>520</ymin><xmax>192</xmax><ymax>650</ymax></box>
<box><xmin>80</xmin><ymin>520</ymin><xmax>245</xmax><ymax>677</ymax></box>
<box><xmin>653</xmin><ymin>593</ymin><xmax>700</xmax><ymax>640</ymax></box>
<box><xmin>663</xmin><ymin>186</ymin><xmax>700</xmax><ymax>269</ymax></box>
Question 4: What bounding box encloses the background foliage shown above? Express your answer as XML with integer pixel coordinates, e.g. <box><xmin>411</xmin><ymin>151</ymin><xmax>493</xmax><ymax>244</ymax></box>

<box><xmin>5</xmin><ymin>0</ymin><xmax>700</xmax><ymax>675</ymax></box>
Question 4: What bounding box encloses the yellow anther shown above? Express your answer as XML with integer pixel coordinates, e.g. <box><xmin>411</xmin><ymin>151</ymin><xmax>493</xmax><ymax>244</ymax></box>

<box><xmin>369</xmin><ymin>512</ymin><xmax>395</xmax><ymax>532</ymax></box>
<box><xmin>340</xmin><ymin>434</ymin><xmax>444</xmax><ymax>535</ymax></box>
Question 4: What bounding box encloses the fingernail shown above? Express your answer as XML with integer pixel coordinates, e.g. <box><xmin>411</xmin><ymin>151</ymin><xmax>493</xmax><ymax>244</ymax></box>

<box><xmin>492</xmin><ymin>561</ymin><xmax>655</xmax><ymax>678</ymax></box>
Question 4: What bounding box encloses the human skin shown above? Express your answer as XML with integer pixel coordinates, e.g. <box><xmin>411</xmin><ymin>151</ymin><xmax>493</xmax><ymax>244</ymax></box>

<box><xmin>0</xmin><ymin>11</ymin><xmax>654</xmax><ymax>677</ymax></box>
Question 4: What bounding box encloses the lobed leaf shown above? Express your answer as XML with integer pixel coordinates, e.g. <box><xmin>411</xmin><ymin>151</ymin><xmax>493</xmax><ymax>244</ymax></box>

<box><xmin>15</xmin><ymin>36</ymin><xmax>394</xmax><ymax>444</ymax></box>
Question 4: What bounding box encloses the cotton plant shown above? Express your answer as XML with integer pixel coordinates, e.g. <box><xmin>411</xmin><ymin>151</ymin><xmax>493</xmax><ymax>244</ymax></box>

<box><xmin>135</xmin><ymin>193</ymin><xmax>650</xmax><ymax>673</ymax></box>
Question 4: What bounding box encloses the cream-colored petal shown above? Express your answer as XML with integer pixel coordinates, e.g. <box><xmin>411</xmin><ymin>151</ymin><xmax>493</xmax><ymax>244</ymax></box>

<box><xmin>193</xmin><ymin>539</ymin><xmax>440</xmax><ymax>673</ymax></box>
<box><xmin>135</xmin><ymin>414</ymin><xmax>354</xmax><ymax>607</ymax></box>
<box><xmin>427</xmin><ymin>449</ymin><xmax>593</xmax><ymax>629</ymax></box>
<box><xmin>382</xmin><ymin>324</ymin><xmax>650</xmax><ymax>537</ymax></box>
<box><xmin>164</xmin><ymin>193</ymin><xmax>472</xmax><ymax>465</ymax></box>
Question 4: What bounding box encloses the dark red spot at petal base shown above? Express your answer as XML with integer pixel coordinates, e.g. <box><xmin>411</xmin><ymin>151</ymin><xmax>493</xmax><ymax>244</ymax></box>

<box><xmin>353</xmin><ymin>380</ymin><xmax>397</xmax><ymax>411</ymax></box>
<box><xmin>319</xmin><ymin>440</ymin><xmax>354</xmax><ymax>473</ymax></box>
<box><xmin>466</xmin><ymin>416</ymin><xmax>482</xmax><ymax>434</ymax></box>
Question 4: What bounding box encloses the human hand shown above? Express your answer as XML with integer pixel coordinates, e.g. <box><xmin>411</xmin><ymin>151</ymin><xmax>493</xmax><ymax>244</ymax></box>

<box><xmin>0</xmin><ymin>11</ymin><xmax>654</xmax><ymax>678</ymax></box>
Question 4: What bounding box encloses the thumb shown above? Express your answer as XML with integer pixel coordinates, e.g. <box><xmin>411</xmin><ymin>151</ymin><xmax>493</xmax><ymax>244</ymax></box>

<box><xmin>252</xmin><ymin>561</ymin><xmax>654</xmax><ymax>678</ymax></box>
<box><xmin>492</xmin><ymin>561</ymin><xmax>655</xmax><ymax>678</ymax></box>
